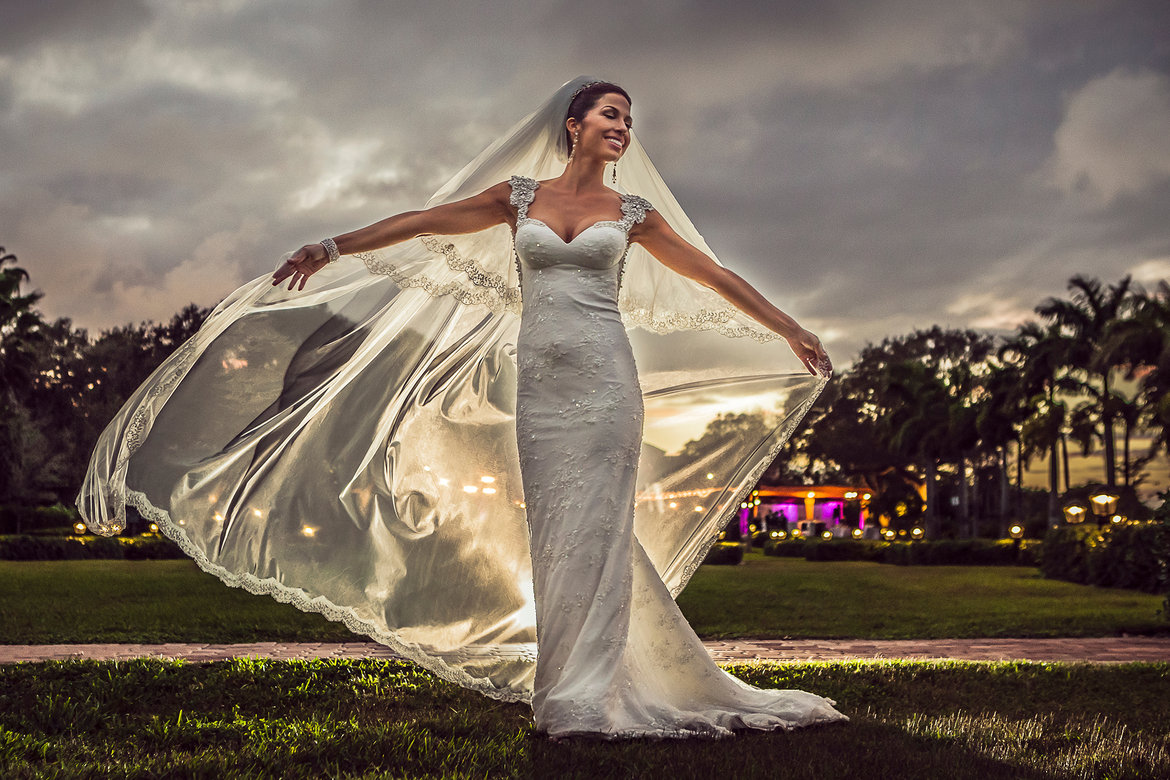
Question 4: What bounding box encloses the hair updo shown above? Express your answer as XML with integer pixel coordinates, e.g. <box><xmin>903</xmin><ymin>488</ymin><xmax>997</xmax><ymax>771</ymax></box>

<box><xmin>564</xmin><ymin>81</ymin><xmax>631</xmax><ymax>157</ymax></box>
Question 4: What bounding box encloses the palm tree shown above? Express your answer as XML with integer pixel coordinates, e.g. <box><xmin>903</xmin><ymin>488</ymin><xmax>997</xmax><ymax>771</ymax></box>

<box><xmin>975</xmin><ymin>361</ymin><xmax>1030</xmax><ymax>531</ymax></box>
<box><xmin>1101</xmin><ymin>281</ymin><xmax>1170</xmax><ymax>466</ymax></box>
<box><xmin>1001</xmin><ymin>322</ymin><xmax>1080</xmax><ymax>524</ymax></box>
<box><xmin>1036</xmin><ymin>275</ymin><xmax>1135</xmax><ymax>488</ymax></box>
<box><xmin>882</xmin><ymin>359</ymin><xmax>951</xmax><ymax>536</ymax></box>
<box><xmin>0</xmin><ymin>247</ymin><xmax>48</xmax><ymax>502</ymax></box>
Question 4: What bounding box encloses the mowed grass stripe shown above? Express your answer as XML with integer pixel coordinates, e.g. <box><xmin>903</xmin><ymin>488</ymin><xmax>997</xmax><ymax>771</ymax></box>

<box><xmin>1</xmin><ymin>552</ymin><xmax>1166</xmax><ymax>645</ymax></box>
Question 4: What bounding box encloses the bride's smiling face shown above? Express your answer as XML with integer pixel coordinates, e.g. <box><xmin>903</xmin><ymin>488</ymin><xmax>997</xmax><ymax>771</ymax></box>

<box><xmin>568</xmin><ymin>92</ymin><xmax>632</xmax><ymax>163</ymax></box>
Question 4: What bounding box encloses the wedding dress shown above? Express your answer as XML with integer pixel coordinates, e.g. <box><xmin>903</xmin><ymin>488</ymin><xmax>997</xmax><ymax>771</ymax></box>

<box><xmin>512</xmin><ymin>176</ymin><xmax>844</xmax><ymax>736</ymax></box>
<box><xmin>76</xmin><ymin>76</ymin><xmax>845</xmax><ymax>737</ymax></box>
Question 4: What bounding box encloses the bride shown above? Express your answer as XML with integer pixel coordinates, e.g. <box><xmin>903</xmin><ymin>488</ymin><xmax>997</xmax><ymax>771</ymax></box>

<box><xmin>78</xmin><ymin>76</ymin><xmax>847</xmax><ymax>738</ymax></box>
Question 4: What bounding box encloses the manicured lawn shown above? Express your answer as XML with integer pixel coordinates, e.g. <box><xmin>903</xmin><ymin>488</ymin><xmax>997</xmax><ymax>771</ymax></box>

<box><xmin>1</xmin><ymin>552</ymin><xmax>1165</xmax><ymax>644</ymax></box>
<box><xmin>676</xmin><ymin>551</ymin><xmax>1170</xmax><ymax>639</ymax></box>
<box><xmin>1</xmin><ymin>659</ymin><xmax>1167</xmax><ymax>779</ymax></box>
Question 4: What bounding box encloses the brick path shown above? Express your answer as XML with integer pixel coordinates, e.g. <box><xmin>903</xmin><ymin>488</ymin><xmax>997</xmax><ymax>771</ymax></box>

<box><xmin>2</xmin><ymin>637</ymin><xmax>1168</xmax><ymax>664</ymax></box>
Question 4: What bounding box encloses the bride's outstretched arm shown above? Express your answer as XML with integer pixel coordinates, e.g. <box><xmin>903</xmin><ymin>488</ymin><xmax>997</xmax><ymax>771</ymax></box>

<box><xmin>273</xmin><ymin>182</ymin><xmax>514</xmax><ymax>290</ymax></box>
<box><xmin>633</xmin><ymin>211</ymin><xmax>830</xmax><ymax>375</ymax></box>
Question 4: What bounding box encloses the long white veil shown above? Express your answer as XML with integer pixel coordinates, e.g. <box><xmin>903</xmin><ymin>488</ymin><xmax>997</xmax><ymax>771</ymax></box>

<box><xmin>77</xmin><ymin>76</ymin><xmax>829</xmax><ymax>702</ymax></box>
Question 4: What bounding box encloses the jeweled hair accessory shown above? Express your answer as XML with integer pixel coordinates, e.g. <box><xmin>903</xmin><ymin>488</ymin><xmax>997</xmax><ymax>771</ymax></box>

<box><xmin>568</xmin><ymin>81</ymin><xmax>604</xmax><ymax>107</ymax></box>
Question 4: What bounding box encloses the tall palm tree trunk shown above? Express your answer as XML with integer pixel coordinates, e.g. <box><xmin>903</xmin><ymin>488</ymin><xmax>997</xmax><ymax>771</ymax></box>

<box><xmin>1060</xmin><ymin>434</ymin><xmax>1071</xmax><ymax>493</ymax></box>
<box><xmin>1048</xmin><ymin>440</ymin><xmax>1060</xmax><ymax>525</ymax></box>
<box><xmin>1123</xmin><ymin>417</ymin><xmax>1131</xmax><ymax>488</ymax></box>
<box><xmin>999</xmin><ymin>447</ymin><xmax>1010</xmax><ymax>536</ymax></box>
<box><xmin>925</xmin><ymin>459</ymin><xmax>938</xmax><ymax>538</ymax></box>
<box><xmin>1015</xmin><ymin>436</ymin><xmax>1024</xmax><ymax>516</ymax></box>
<box><xmin>957</xmin><ymin>455</ymin><xmax>970</xmax><ymax>537</ymax></box>
<box><xmin>1102</xmin><ymin>373</ymin><xmax>1117</xmax><ymax>487</ymax></box>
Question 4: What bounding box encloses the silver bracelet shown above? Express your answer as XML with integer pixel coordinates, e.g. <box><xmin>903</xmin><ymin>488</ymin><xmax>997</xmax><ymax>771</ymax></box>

<box><xmin>320</xmin><ymin>237</ymin><xmax>340</xmax><ymax>263</ymax></box>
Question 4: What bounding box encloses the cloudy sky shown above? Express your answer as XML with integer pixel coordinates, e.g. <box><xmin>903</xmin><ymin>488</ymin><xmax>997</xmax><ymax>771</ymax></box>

<box><xmin>2</xmin><ymin>0</ymin><xmax>1169</xmax><ymax>363</ymax></box>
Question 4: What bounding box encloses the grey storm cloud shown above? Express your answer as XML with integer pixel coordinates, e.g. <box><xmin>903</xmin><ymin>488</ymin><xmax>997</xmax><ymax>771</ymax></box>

<box><xmin>2</xmin><ymin>0</ymin><xmax>1169</xmax><ymax>360</ymax></box>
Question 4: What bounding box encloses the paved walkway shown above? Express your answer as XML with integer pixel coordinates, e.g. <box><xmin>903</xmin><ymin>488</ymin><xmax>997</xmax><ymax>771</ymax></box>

<box><xmin>3</xmin><ymin>637</ymin><xmax>1169</xmax><ymax>664</ymax></box>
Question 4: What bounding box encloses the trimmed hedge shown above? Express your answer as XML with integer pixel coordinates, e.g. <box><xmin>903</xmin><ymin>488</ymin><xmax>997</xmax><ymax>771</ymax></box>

<box><xmin>1041</xmin><ymin>522</ymin><xmax>1170</xmax><ymax>595</ymax></box>
<box><xmin>701</xmin><ymin>542</ymin><xmax>745</xmax><ymax>566</ymax></box>
<box><xmin>0</xmin><ymin>534</ymin><xmax>185</xmax><ymax>561</ymax></box>
<box><xmin>763</xmin><ymin>538</ymin><xmax>1042</xmax><ymax>566</ymax></box>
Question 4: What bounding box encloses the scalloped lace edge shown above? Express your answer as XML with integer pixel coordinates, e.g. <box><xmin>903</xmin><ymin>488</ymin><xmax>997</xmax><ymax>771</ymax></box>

<box><xmin>118</xmin><ymin>487</ymin><xmax>534</xmax><ymax>704</ymax></box>
<box><xmin>668</xmin><ymin>373</ymin><xmax>829</xmax><ymax>597</ymax></box>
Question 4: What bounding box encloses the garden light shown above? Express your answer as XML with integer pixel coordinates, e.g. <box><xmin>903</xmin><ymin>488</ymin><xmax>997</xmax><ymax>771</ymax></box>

<box><xmin>882</xmin><ymin>529</ymin><xmax>895</xmax><ymax>540</ymax></box>
<box><xmin>911</xmin><ymin>527</ymin><xmax>924</xmax><ymax>539</ymax></box>
<box><xmin>1009</xmin><ymin>524</ymin><xmax>1023</xmax><ymax>539</ymax></box>
<box><xmin>822</xmin><ymin>530</ymin><xmax>832</xmax><ymax>540</ymax></box>
<box><xmin>149</xmin><ymin>522</ymin><xmax>159</xmax><ymax>533</ymax></box>
<box><xmin>852</xmin><ymin>528</ymin><xmax>862</xmax><ymax>538</ymax></box>
<box><xmin>1110</xmin><ymin>514</ymin><xmax>1124</xmax><ymax>524</ymax></box>
<box><xmin>73</xmin><ymin>521</ymin><xmax>86</xmax><ymax>535</ymax></box>
<box><xmin>1063</xmin><ymin>504</ymin><xmax>1086</xmax><ymax>524</ymax></box>
<box><xmin>1088</xmin><ymin>493</ymin><xmax>1118</xmax><ymax>517</ymax></box>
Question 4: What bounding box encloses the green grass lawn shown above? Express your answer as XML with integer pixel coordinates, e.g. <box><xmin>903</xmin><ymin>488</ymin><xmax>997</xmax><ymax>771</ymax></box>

<box><xmin>677</xmin><ymin>551</ymin><xmax>1169</xmax><ymax>639</ymax></box>
<box><xmin>1</xmin><ymin>552</ymin><xmax>1165</xmax><ymax>644</ymax></box>
<box><xmin>1</xmin><ymin>659</ymin><xmax>1167</xmax><ymax>779</ymax></box>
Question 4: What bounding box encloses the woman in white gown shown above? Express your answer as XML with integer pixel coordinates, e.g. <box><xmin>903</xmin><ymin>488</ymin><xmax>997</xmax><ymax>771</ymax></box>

<box><xmin>78</xmin><ymin>77</ymin><xmax>847</xmax><ymax>738</ymax></box>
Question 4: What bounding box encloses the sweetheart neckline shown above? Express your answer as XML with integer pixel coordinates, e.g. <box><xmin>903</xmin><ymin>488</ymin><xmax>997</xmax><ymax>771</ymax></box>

<box><xmin>518</xmin><ymin>216</ymin><xmax>626</xmax><ymax>245</ymax></box>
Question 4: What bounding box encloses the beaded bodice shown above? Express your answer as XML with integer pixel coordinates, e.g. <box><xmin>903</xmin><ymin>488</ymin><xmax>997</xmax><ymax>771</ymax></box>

<box><xmin>509</xmin><ymin>175</ymin><xmax>653</xmax><ymax>282</ymax></box>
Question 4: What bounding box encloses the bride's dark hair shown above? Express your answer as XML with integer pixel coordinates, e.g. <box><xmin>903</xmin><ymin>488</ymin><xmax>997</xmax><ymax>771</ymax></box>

<box><xmin>565</xmin><ymin>82</ymin><xmax>631</xmax><ymax>153</ymax></box>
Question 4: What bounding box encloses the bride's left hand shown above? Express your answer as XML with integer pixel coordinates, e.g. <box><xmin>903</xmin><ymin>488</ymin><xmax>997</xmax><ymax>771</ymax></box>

<box><xmin>786</xmin><ymin>328</ymin><xmax>832</xmax><ymax>376</ymax></box>
<box><xmin>272</xmin><ymin>243</ymin><xmax>330</xmax><ymax>291</ymax></box>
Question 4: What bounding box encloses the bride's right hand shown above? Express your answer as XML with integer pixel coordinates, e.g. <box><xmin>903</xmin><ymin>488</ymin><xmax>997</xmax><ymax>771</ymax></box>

<box><xmin>272</xmin><ymin>243</ymin><xmax>330</xmax><ymax>291</ymax></box>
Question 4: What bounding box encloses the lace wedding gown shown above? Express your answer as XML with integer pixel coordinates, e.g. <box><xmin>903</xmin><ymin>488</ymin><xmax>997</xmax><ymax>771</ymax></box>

<box><xmin>76</xmin><ymin>76</ymin><xmax>845</xmax><ymax>741</ymax></box>
<box><xmin>510</xmin><ymin>176</ymin><xmax>845</xmax><ymax>737</ymax></box>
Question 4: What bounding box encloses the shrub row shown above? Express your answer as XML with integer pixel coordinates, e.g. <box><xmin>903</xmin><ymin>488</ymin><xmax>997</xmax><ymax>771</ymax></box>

<box><xmin>1040</xmin><ymin>522</ymin><xmax>1170</xmax><ymax>595</ymax></box>
<box><xmin>701</xmin><ymin>542</ymin><xmax>745</xmax><ymax>566</ymax></box>
<box><xmin>762</xmin><ymin>537</ymin><xmax>1042</xmax><ymax>566</ymax></box>
<box><xmin>0</xmin><ymin>504</ymin><xmax>82</xmax><ymax>535</ymax></box>
<box><xmin>0</xmin><ymin>534</ymin><xmax>185</xmax><ymax>561</ymax></box>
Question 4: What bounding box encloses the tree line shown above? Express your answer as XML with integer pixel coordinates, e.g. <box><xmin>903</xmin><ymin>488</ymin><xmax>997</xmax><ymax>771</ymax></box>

<box><xmin>781</xmin><ymin>275</ymin><xmax>1169</xmax><ymax>536</ymax></box>
<box><xmin>0</xmin><ymin>248</ymin><xmax>207</xmax><ymax>509</ymax></box>
<box><xmin>2</xmin><ymin>245</ymin><xmax>1168</xmax><ymax>534</ymax></box>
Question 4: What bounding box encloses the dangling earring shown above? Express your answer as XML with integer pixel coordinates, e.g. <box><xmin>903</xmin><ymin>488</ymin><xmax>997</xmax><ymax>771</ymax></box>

<box><xmin>612</xmin><ymin>160</ymin><xmax>618</xmax><ymax>184</ymax></box>
<box><xmin>567</xmin><ymin>129</ymin><xmax>580</xmax><ymax>165</ymax></box>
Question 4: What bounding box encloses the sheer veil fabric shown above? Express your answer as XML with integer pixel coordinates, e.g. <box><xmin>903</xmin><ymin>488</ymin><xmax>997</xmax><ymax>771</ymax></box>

<box><xmin>77</xmin><ymin>76</ymin><xmax>832</xmax><ymax>707</ymax></box>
